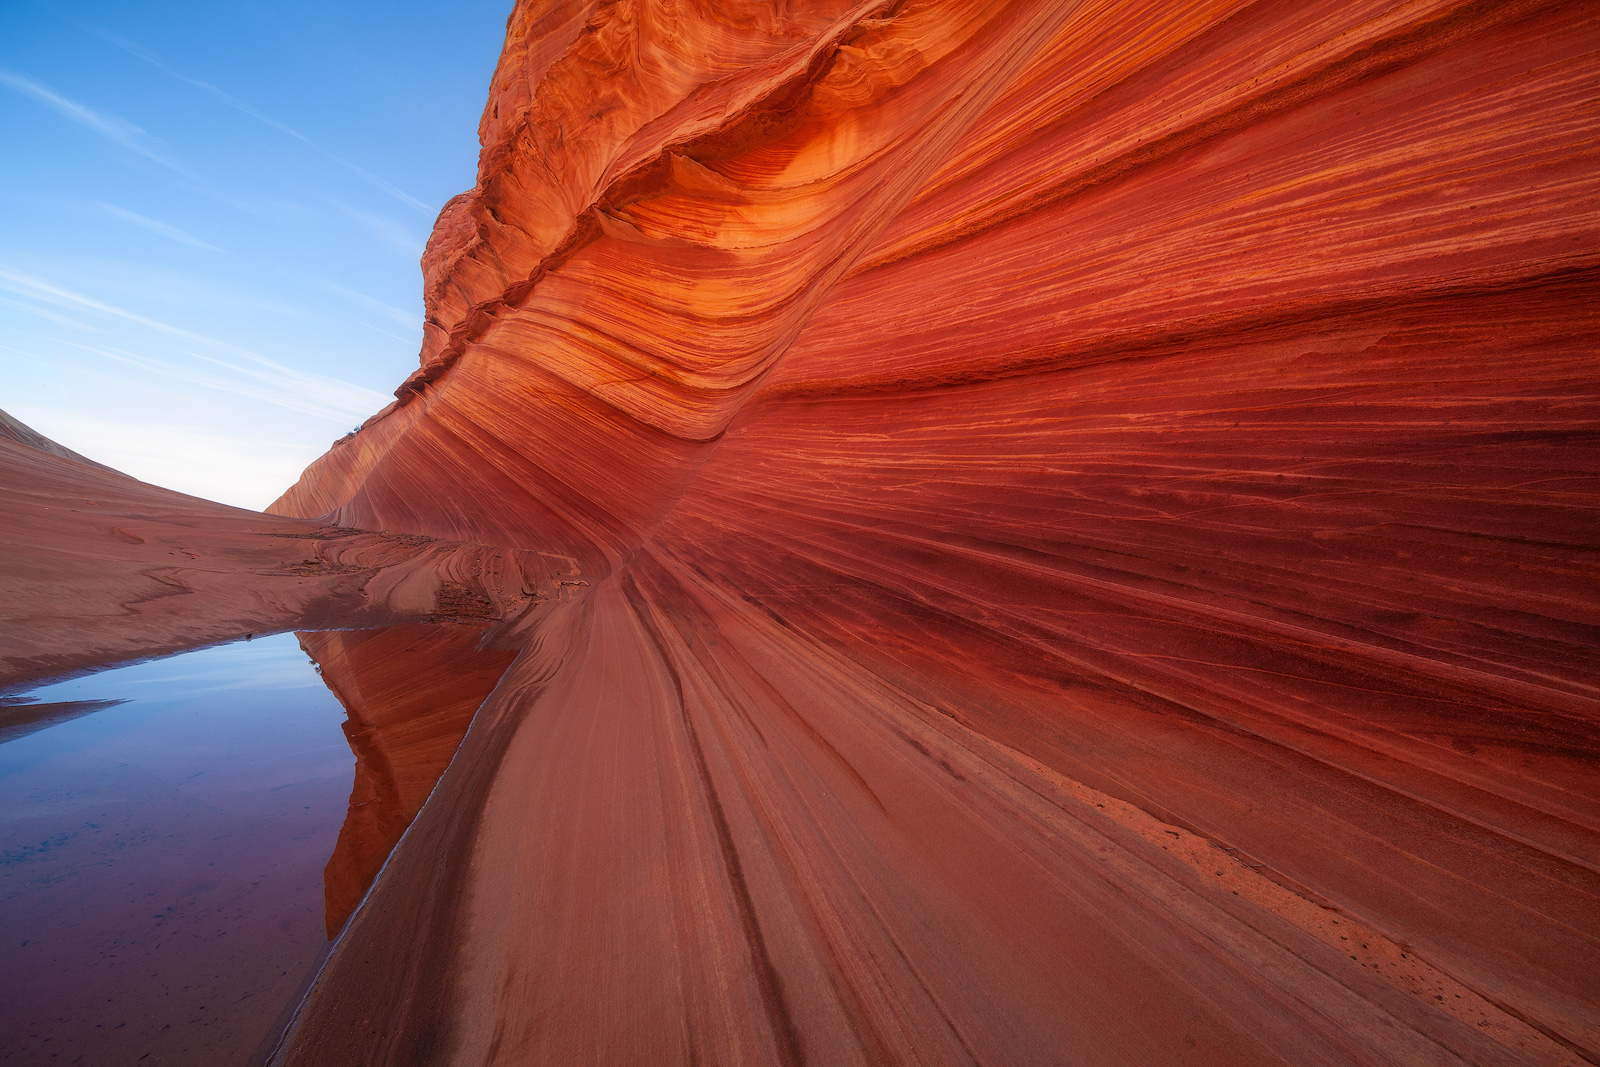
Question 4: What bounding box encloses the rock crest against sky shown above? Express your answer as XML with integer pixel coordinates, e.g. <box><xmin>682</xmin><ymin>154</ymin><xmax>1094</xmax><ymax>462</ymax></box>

<box><xmin>8</xmin><ymin>0</ymin><xmax>1600</xmax><ymax>1064</ymax></box>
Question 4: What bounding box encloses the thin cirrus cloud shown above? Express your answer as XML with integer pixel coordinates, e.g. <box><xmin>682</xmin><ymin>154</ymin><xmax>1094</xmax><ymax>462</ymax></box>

<box><xmin>0</xmin><ymin>293</ymin><xmax>103</xmax><ymax>332</ymax></box>
<box><xmin>3</xmin><ymin>339</ymin><xmax>338</xmax><ymax>431</ymax></box>
<box><xmin>303</xmin><ymin>277</ymin><xmax>422</xmax><ymax>331</ymax></box>
<box><xmin>297</xmin><ymin>275</ymin><xmax>423</xmax><ymax>346</ymax></box>
<box><xmin>87</xmin><ymin>26</ymin><xmax>435</xmax><ymax>216</ymax></box>
<box><xmin>97</xmin><ymin>203</ymin><xmax>223</xmax><ymax>251</ymax></box>
<box><xmin>47</xmin><ymin>337</ymin><xmax>370</xmax><ymax>424</ymax></box>
<box><xmin>326</xmin><ymin>201</ymin><xmax>427</xmax><ymax>257</ymax></box>
<box><xmin>0</xmin><ymin>265</ymin><xmax>391</xmax><ymax>424</ymax></box>
<box><xmin>0</xmin><ymin>68</ymin><xmax>195</xmax><ymax>178</ymax></box>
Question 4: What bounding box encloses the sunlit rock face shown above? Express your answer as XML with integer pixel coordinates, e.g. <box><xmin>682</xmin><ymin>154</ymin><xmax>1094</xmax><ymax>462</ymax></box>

<box><xmin>270</xmin><ymin>1</ymin><xmax>1599</xmax><ymax>1065</ymax></box>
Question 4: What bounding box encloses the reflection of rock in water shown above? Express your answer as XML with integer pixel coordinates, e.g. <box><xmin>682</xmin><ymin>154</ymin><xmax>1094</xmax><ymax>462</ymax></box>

<box><xmin>0</xmin><ymin>635</ymin><xmax>354</xmax><ymax>1067</ymax></box>
<box><xmin>299</xmin><ymin>625</ymin><xmax>518</xmax><ymax>937</ymax></box>
<box><xmin>0</xmin><ymin>697</ymin><xmax>124</xmax><ymax>745</ymax></box>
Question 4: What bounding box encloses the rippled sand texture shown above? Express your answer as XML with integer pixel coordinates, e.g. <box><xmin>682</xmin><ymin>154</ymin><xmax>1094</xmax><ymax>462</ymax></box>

<box><xmin>265</xmin><ymin>0</ymin><xmax>1597</xmax><ymax>1064</ymax></box>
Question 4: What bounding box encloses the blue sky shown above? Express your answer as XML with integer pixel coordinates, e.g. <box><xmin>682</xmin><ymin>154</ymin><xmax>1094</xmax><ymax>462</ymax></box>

<box><xmin>1</xmin><ymin>0</ymin><xmax>510</xmax><ymax>509</ymax></box>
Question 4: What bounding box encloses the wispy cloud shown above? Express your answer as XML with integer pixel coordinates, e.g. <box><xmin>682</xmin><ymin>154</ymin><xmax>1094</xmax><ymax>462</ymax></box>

<box><xmin>337</xmin><ymin>164</ymin><xmax>434</xmax><ymax>216</ymax></box>
<box><xmin>0</xmin><ymin>265</ymin><xmax>391</xmax><ymax>423</ymax></box>
<box><xmin>0</xmin><ymin>68</ymin><xmax>194</xmax><ymax>177</ymax></box>
<box><xmin>46</xmin><ymin>337</ymin><xmax>368</xmax><ymax>423</ymax></box>
<box><xmin>303</xmin><ymin>277</ymin><xmax>422</xmax><ymax>331</ymax></box>
<box><xmin>329</xmin><ymin>201</ymin><xmax>427</xmax><ymax>257</ymax></box>
<box><xmin>0</xmin><ymin>294</ymin><xmax>103</xmax><ymax>332</ymax></box>
<box><xmin>90</xmin><ymin>29</ymin><xmax>309</xmax><ymax>141</ymax></box>
<box><xmin>98</xmin><ymin>203</ymin><xmax>222</xmax><ymax>251</ymax></box>
<box><xmin>89</xmin><ymin>27</ymin><xmax>435</xmax><ymax>216</ymax></box>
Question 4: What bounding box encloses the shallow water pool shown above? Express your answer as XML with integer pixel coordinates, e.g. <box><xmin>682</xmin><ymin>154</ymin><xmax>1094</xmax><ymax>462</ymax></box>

<box><xmin>0</xmin><ymin>633</ymin><xmax>352</xmax><ymax>1066</ymax></box>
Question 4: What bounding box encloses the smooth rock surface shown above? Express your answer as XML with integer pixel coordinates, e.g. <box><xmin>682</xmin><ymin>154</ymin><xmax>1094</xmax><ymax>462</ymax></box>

<box><xmin>266</xmin><ymin>0</ymin><xmax>1599</xmax><ymax>1061</ymax></box>
<box><xmin>4</xmin><ymin>0</ymin><xmax>1596</xmax><ymax>1063</ymax></box>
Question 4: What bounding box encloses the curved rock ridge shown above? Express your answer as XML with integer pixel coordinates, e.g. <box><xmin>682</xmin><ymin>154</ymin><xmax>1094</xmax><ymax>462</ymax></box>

<box><xmin>270</xmin><ymin>1</ymin><xmax>1599</xmax><ymax>1065</ymax></box>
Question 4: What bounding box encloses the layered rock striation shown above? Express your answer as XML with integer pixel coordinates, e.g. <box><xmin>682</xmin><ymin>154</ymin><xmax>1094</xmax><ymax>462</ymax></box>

<box><xmin>33</xmin><ymin>0</ymin><xmax>1600</xmax><ymax>1064</ymax></box>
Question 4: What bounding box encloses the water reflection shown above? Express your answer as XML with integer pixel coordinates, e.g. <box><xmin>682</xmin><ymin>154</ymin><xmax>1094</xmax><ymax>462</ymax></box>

<box><xmin>0</xmin><ymin>634</ymin><xmax>351</xmax><ymax>1066</ymax></box>
<box><xmin>0</xmin><ymin>625</ymin><xmax>516</xmax><ymax>1066</ymax></box>
<box><xmin>0</xmin><ymin>695</ymin><xmax>125</xmax><ymax>745</ymax></box>
<box><xmin>298</xmin><ymin>625</ymin><xmax>517</xmax><ymax>936</ymax></box>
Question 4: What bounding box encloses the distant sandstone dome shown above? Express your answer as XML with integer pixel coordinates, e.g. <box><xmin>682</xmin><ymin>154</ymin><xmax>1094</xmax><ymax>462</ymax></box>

<box><xmin>269</xmin><ymin>1</ymin><xmax>1600</xmax><ymax>1064</ymax></box>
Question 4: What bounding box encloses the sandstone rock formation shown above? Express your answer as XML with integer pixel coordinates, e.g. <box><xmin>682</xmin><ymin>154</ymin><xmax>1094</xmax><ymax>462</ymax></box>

<box><xmin>263</xmin><ymin>1</ymin><xmax>1600</xmax><ymax>1063</ymax></box>
<box><xmin>3</xmin><ymin>0</ymin><xmax>1595</xmax><ymax>1063</ymax></box>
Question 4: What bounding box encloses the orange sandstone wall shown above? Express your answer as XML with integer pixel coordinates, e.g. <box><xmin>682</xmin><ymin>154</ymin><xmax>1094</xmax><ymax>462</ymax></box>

<box><xmin>272</xmin><ymin>1</ymin><xmax>1600</xmax><ymax>1064</ymax></box>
